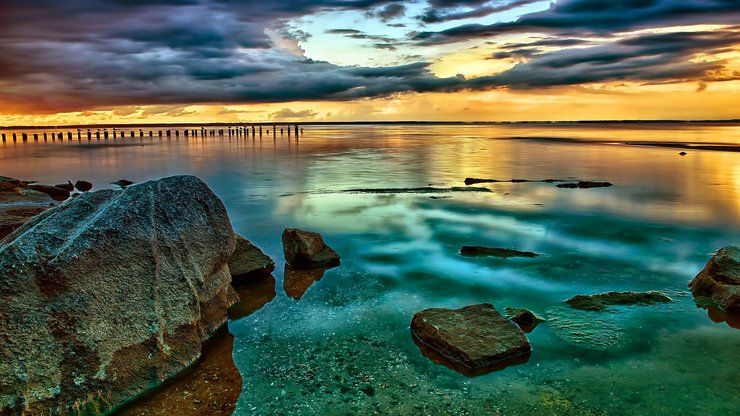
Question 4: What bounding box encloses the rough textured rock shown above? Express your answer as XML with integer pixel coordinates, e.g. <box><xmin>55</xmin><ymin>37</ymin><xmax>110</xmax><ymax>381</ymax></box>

<box><xmin>565</xmin><ymin>291</ymin><xmax>672</xmax><ymax>311</ymax></box>
<box><xmin>689</xmin><ymin>246</ymin><xmax>740</xmax><ymax>312</ymax></box>
<box><xmin>504</xmin><ymin>307</ymin><xmax>545</xmax><ymax>332</ymax></box>
<box><xmin>74</xmin><ymin>180</ymin><xmax>93</xmax><ymax>192</ymax></box>
<box><xmin>282</xmin><ymin>228</ymin><xmax>340</xmax><ymax>268</ymax></box>
<box><xmin>0</xmin><ymin>175</ymin><xmax>238</xmax><ymax>415</ymax></box>
<box><xmin>410</xmin><ymin>304</ymin><xmax>531</xmax><ymax>373</ymax></box>
<box><xmin>228</xmin><ymin>235</ymin><xmax>275</xmax><ymax>282</ymax></box>
<box><xmin>460</xmin><ymin>246</ymin><xmax>539</xmax><ymax>258</ymax></box>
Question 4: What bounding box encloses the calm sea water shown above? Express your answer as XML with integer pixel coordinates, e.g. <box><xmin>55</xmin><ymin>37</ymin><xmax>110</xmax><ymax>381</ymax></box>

<box><xmin>2</xmin><ymin>123</ymin><xmax>739</xmax><ymax>415</ymax></box>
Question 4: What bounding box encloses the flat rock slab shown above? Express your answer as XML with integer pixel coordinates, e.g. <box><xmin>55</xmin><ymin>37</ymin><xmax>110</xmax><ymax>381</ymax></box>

<box><xmin>689</xmin><ymin>246</ymin><xmax>740</xmax><ymax>312</ymax></box>
<box><xmin>464</xmin><ymin>178</ymin><xmax>564</xmax><ymax>185</ymax></box>
<box><xmin>411</xmin><ymin>304</ymin><xmax>531</xmax><ymax>374</ymax></box>
<box><xmin>228</xmin><ymin>235</ymin><xmax>275</xmax><ymax>282</ymax></box>
<box><xmin>460</xmin><ymin>246</ymin><xmax>539</xmax><ymax>258</ymax></box>
<box><xmin>556</xmin><ymin>181</ymin><xmax>613</xmax><ymax>189</ymax></box>
<box><xmin>565</xmin><ymin>291</ymin><xmax>672</xmax><ymax>311</ymax></box>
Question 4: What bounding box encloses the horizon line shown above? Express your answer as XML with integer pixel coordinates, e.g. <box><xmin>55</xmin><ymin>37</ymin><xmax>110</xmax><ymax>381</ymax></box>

<box><xmin>2</xmin><ymin>118</ymin><xmax>740</xmax><ymax>130</ymax></box>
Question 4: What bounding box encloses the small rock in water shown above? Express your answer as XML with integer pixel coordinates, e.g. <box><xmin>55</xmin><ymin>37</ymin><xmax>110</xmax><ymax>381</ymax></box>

<box><xmin>689</xmin><ymin>246</ymin><xmax>740</xmax><ymax>313</ymax></box>
<box><xmin>411</xmin><ymin>303</ymin><xmax>531</xmax><ymax>375</ymax></box>
<box><xmin>112</xmin><ymin>179</ymin><xmax>135</xmax><ymax>188</ymax></box>
<box><xmin>504</xmin><ymin>307</ymin><xmax>545</xmax><ymax>332</ymax></box>
<box><xmin>228</xmin><ymin>235</ymin><xmax>275</xmax><ymax>282</ymax></box>
<box><xmin>26</xmin><ymin>184</ymin><xmax>70</xmax><ymax>201</ymax></box>
<box><xmin>54</xmin><ymin>180</ymin><xmax>74</xmax><ymax>192</ymax></box>
<box><xmin>282</xmin><ymin>228</ymin><xmax>340</xmax><ymax>268</ymax></box>
<box><xmin>556</xmin><ymin>181</ymin><xmax>613</xmax><ymax>189</ymax></box>
<box><xmin>74</xmin><ymin>180</ymin><xmax>93</xmax><ymax>192</ymax></box>
<box><xmin>564</xmin><ymin>291</ymin><xmax>672</xmax><ymax>311</ymax></box>
<box><xmin>460</xmin><ymin>246</ymin><xmax>539</xmax><ymax>258</ymax></box>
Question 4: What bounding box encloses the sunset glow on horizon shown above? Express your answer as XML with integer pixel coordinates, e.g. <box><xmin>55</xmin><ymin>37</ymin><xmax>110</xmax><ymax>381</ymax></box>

<box><xmin>1</xmin><ymin>1</ymin><xmax>739</xmax><ymax>125</ymax></box>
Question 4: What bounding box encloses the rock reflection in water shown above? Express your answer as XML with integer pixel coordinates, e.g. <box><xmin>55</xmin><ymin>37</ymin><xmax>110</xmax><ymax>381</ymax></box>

<box><xmin>283</xmin><ymin>264</ymin><xmax>333</xmax><ymax>300</ymax></box>
<box><xmin>411</xmin><ymin>332</ymin><xmax>531</xmax><ymax>377</ymax></box>
<box><xmin>228</xmin><ymin>274</ymin><xmax>277</xmax><ymax>320</ymax></box>
<box><xmin>115</xmin><ymin>327</ymin><xmax>241</xmax><ymax>416</ymax></box>
<box><xmin>706</xmin><ymin>305</ymin><xmax>740</xmax><ymax>329</ymax></box>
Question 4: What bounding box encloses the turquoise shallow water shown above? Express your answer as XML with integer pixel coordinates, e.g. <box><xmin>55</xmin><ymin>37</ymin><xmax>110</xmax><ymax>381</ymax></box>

<box><xmin>1</xmin><ymin>123</ymin><xmax>739</xmax><ymax>415</ymax></box>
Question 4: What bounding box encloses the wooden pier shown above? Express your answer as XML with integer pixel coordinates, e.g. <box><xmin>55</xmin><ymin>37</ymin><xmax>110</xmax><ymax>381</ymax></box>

<box><xmin>0</xmin><ymin>124</ymin><xmax>305</xmax><ymax>145</ymax></box>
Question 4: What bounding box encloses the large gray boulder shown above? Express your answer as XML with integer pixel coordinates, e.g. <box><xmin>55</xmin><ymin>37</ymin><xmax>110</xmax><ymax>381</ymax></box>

<box><xmin>689</xmin><ymin>246</ymin><xmax>740</xmax><ymax>312</ymax></box>
<box><xmin>0</xmin><ymin>175</ymin><xmax>238</xmax><ymax>415</ymax></box>
<box><xmin>411</xmin><ymin>304</ymin><xmax>531</xmax><ymax>375</ymax></box>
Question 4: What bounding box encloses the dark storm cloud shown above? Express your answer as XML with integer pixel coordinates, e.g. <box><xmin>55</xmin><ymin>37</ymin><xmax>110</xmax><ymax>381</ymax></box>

<box><xmin>367</xmin><ymin>3</ymin><xmax>407</xmax><ymax>21</ymax></box>
<box><xmin>470</xmin><ymin>28</ymin><xmax>740</xmax><ymax>88</ymax></box>
<box><xmin>417</xmin><ymin>0</ymin><xmax>542</xmax><ymax>24</ymax></box>
<box><xmin>490</xmin><ymin>48</ymin><xmax>541</xmax><ymax>60</ymax></box>
<box><xmin>414</xmin><ymin>0</ymin><xmax>740</xmax><ymax>44</ymax></box>
<box><xmin>0</xmin><ymin>0</ymin><xmax>739</xmax><ymax>113</ymax></box>
<box><xmin>500</xmin><ymin>37</ymin><xmax>589</xmax><ymax>49</ymax></box>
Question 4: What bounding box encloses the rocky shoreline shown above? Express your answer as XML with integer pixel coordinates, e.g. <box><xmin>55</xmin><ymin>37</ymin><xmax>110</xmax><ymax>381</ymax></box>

<box><xmin>0</xmin><ymin>173</ymin><xmax>737</xmax><ymax>415</ymax></box>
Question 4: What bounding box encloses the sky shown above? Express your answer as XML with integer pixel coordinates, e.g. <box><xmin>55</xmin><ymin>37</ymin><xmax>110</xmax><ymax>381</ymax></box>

<box><xmin>1</xmin><ymin>0</ymin><xmax>739</xmax><ymax>125</ymax></box>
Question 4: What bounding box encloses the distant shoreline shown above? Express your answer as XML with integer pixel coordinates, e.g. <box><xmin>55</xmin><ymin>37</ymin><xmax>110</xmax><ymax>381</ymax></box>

<box><xmin>2</xmin><ymin>119</ymin><xmax>739</xmax><ymax>130</ymax></box>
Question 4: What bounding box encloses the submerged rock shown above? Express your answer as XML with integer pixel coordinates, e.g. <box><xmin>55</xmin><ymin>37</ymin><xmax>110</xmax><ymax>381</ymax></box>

<box><xmin>565</xmin><ymin>291</ymin><xmax>672</xmax><ymax>311</ymax></box>
<box><xmin>0</xmin><ymin>188</ymin><xmax>55</xmax><ymax>241</ymax></box>
<box><xmin>556</xmin><ymin>181</ymin><xmax>613</xmax><ymax>189</ymax></box>
<box><xmin>228</xmin><ymin>235</ymin><xmax>275</xmax><ymax>282</ymax></box>
<box><xmin>689</xmin><ymin>246</ymin><xmax>740</xmax><ymax>313</ymax></box>
<box><xmin>460</xmin><ymin>246</ymin><xmax>539</xmax><ymax>258</ymax></box>
<box><xmin>547</xmin><ymin>306</ymin><xmax>625</xmax><ymax>350</ymax></box>
<box><xmin>504</xmin><ymin>307</ymin><xmax>545</xmax><ymax>332</ymax></box>
<box><xmin>410</xmin><ymin>304</ymin><xmax>531</xmax><ymax>375</ymax></box>
<box><xmin>0</xmin><ymin>175</ymin><xmax>239</xmax><ymax>415</ymax></box>
<box><xmin>112</xmin><ymin>179</ymin><xmax>135</xmax><ymax>188</ymax></box>
<box><xmin>282</xmin><ymin>228</ymin><xmax>340</xmax><ymax>268</ymax></box>
<box><xmin>0</xmin><ymin>205</ymin><xmax>49</xmax><ymax>240</ymax></box>
<box><xmin>464</xmin><ymin>178</ymin><xmax>565</xmax><ymax>185</ymax></box>
<box><xmin>74</xmin><ymin>180</ymin><xmax>93</xmax><ymax>192</ymax></box>
<box><xmin>26</xmin><ymin>184</ymin><xmax>70</xmax><ymax>201</ymax></box>
<box><xmin>54</xmin><ymin>180</ymin><xmax>74</xmax><ymax>192</ymax></box>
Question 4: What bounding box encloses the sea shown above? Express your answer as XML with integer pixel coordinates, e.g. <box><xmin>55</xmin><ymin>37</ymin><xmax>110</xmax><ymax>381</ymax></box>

<box><xmin>1</xmin><ymin>122</ymin><xmax>738</xmax><ymax>415</ymax></box>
